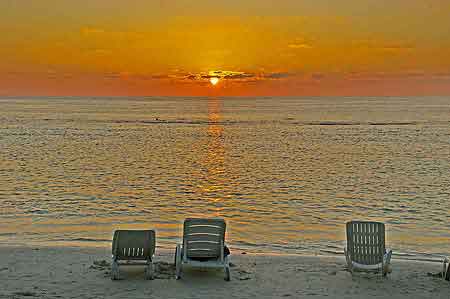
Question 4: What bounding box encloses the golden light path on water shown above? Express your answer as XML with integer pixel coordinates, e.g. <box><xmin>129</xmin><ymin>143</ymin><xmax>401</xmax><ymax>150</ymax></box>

<box><xmin>201</xmin><ymin>98</ymin><xmax>226</xmax><ymax>197</ymax></box>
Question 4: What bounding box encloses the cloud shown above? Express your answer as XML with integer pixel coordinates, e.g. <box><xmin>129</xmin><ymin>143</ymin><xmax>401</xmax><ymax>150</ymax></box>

<box><xmin>104</xmin><ymin>72</ymin><xmax>121</xmax><ymax>79</ymax></box>
<box><xmin>94</xmin><ymin>70</ymin><xmax>296</xmax><ymax>84</ymax></box>
<box><xmin>80</xmin><ymin>27</ymin><xmax>145</xmax><ymax>41</ymax></box>
<box><xmin>287</xmin><ymin>37</ymin><xmax>314</xmax><ymax>50</ymax></box>
<box><xmin>344</xmin><ymin>71</ymin><xmax>444</xmax><ymax>82</ymax></box>
<box><xmin>352</xmin><ymin>39</ymin><xmax>415</xmax><ymax>52</ymax></box>
<box><xmin>45</xmin><ymin>70</ymin><xmax>58</xmax><ymax>80</ymax></box>
<box><xmin>262</xmin><ymin>72</ymin><xmax>293</xmax><ymax>79</ymax></box>
<box><xmin>80</xmin><ymin>27</ymin><xmax>106</xmax><ymax>36</ymax></box>
<box><xmin>202</xmin><ymin>70</ymin><xmax>254</xmax><ymax>80</ymax></box>
<box><xmin>3</xmin><ymin>71</ymin><xmax>21</xmax><ymax>78</ymax></box>
<box><xmin>311</xmin><ymin>73</ymin><xmax>325</xmax><ymax>81</ymax></box>
<box><xmin>2</xmin><ymin>70</ymin><xmax>75</xmax><ymax>80</ymax></box>
<box><xmin>191</xmin><ymin>70</ymin><xmax>295</xmax><ymax>82</ymax></box>
<box><xmin>149</xmin><ymin>74</ymin><xmax>172</xmax><ymax>79</ymax></box>
<box><xmin>380</xmin><ymin>44</ymin><xmax>415</xmax><ymax>52</ymax></box>
<box><xmin>91</xmin><ymin>49</ymin><xmax>112</xmax><ymax>56</ymax></box>
<box><xmin>288</xmin><ymin>43</ymin><xmax>313</xmax><ymax>49</ymax></box>
<box><xmin>433</xmin><ymin>72</ymin><xmax>450</xmax><ymax>78</ymax></box>
<box><xmin>176</xmin><ymin>70</ymin><xmax>255</xmax><ymax>81</ymax></box>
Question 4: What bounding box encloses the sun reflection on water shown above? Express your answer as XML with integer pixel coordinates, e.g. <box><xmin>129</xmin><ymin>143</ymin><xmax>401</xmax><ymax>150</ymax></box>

<box><xmin>198</xmin><ymin>98</ymin><xmax>227</xmax><ymax>206</ymax></box>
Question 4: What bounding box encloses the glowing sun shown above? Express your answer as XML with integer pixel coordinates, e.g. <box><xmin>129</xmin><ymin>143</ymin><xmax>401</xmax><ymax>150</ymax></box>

<box><xmin>209</xmin><ymin>77</ymin><xmax>219</xmax><ymax>85</ymax></box>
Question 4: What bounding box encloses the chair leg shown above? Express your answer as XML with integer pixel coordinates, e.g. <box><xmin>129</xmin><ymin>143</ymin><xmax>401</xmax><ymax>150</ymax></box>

<box><xmin>382</xmin><ymin>263</ymin><xmax>391</xmax><ymax>277</ymax></box>
<box><xmin>111</xmin><ymin>260</ymin><xmax>119</xmax><ymax>280</ymax></box>
<box><xmin>444</xmin><ymin>258</ymin><xmax>450</xmax><ymax>281</ymax></box>
<box><xmin>224</xmin><ymin>265</ymin><xmax>230</xmax><ymax>281</ymax></box>
<box><xmin>442</xmin><ymin>258</ymin><xmax>447</xmax><ymax>279</ymax></box>
<box><xmin>383</xmin><ymin>249</ymin><xmax>393</xmax><ymax>277</ymax></box>
<box><xmin>145</xmin><ymin>261</ymin><xmax>154</xmax><ymax>280</ymax></box>
<box><xmin>344</xmin><ymin>248</ymin><xmax>353</xmax><ymax>275</ymax></box>
<box><xmin>175</xmin><ymin>244</ymin><xmax>182</xmax><ymax>280</ymax></box>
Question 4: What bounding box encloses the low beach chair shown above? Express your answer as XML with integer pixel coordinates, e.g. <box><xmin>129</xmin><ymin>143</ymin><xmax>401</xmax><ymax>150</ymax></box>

<box><xmin>344</xmin><ymin>221</ymin><xmax>392</xmax><ymax>276</ymax></box>
<box><xmin>111</xmin><ymin>229</ymin><xmax>156</xmax><ymax>280</ymax></box>
<box><xmin>175</xmin><ymin>218</ymin><xmax>230</xmax><ymax>281</ymax></box>
<box><xmin>443</xmin><ymin>257</ymin><xmax>450</xmax><ymax>281</ymax></box>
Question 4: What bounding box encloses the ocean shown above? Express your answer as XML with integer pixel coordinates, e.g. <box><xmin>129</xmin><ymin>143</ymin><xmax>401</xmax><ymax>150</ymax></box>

<box><xmin>1</xmin><ymin>96</ymin><xmax>449</xmax><ymax>260</ymax></box>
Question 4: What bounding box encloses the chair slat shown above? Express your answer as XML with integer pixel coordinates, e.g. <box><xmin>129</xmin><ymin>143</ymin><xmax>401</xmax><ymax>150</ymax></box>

<box><xmin>186</xmin><ymin>233</ymin><xmax>223</xmax><ymax>242</ymax></box>
<box><xmin>185</xmin><ymin>225</ymin><xmax>224</xmax><ymax>235</ymax></box>
<box><xmin>187</xmin><ymin>241</ymin><xmax>221</xmax><ymax>257</ymax></box>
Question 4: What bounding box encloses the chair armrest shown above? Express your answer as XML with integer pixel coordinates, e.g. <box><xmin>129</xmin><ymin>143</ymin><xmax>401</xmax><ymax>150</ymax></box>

<box><xmin>384</xmin><ymin>248</ymin><xmax>392</xmax><ymax>263</ymax></box>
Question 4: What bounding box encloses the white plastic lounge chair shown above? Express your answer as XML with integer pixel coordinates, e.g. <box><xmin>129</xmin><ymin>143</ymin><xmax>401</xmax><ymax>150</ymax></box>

<box><xmin>344</xmin><ymin>221</ymin><xmax>392</xmax><ymax>276</ymax></box>
<box><xmin>443</xmin><ymin>257</ymin><xmax>450</xmax><ymax>281</ymax></box>
<box><xmin>111</xmin><ymin>229</ymin><xmax>156</xmax><ymax>280</ymax></box>
<box><xmin>175</xmin><ymin>218</ymin><xmax>230</xmax><ymax>281</ymax></box>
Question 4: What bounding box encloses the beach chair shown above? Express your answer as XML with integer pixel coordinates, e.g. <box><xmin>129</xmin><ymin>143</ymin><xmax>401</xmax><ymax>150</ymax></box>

<box><xmin>443</xmin><ymin>257</ymin><xmax>450</xmax><ymax>281</ymax></box>
<box><xmin>344</xmin><ymin>221</ymin><xmax>392</xmax><ymax>276</ymax></box>
<box><xmin>111</xmin><ymin>229</ymin><xmax>156</xmax><ymax>280</ymax></box>
<box><xmin>175</xmin><ymin>218</ymin><xmax>230</xmax><ymax>281</ymax></box>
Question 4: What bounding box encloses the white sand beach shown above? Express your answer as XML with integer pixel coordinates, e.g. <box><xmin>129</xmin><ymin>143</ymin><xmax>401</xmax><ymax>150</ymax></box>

<box><xmin>1</xmin><ymin>246</ymin><xmax>448</xmax><ymax>299</ymax></box>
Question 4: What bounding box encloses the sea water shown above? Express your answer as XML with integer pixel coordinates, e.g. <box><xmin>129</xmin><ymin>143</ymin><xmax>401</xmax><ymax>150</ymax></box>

<box><xmin>1</xmin><ymin>96</ymin><xmax>449</xmax><ymax>260</ymax></box>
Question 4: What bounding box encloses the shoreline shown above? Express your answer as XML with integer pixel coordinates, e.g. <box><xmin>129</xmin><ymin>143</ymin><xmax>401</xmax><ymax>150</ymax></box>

<box><xmin>0</xmin><ymin>242</ymin><xmax>446</xmax><ymax>264</ymax></box>
<box><xmin>1</xmin><ymin>246</ymin><xmax>449</xmax><ymax>299</ymax></box>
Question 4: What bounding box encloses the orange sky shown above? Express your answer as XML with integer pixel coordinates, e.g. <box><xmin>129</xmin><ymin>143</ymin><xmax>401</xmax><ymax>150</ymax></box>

<box><xmin>1</xmin><ymin>0</ymin><xmax>450</xmax><ymax>96</ymax></box>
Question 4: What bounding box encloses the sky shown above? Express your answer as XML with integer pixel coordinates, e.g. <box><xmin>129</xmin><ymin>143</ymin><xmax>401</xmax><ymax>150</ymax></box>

<box><xmin>1</xmin><ymin>0</ymin><xmax>450</xmax><ymax>96</ymax></box>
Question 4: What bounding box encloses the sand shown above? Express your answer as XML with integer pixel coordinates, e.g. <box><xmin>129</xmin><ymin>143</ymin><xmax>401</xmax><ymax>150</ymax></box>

<box><xmin>0</xmin><ymin>246</ymin><xmax>449</xmax><ymax>299</ymax></box>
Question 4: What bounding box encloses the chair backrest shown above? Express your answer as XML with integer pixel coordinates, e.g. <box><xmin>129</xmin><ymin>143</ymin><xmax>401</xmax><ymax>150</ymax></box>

<box><xmin>346</xmin><ymin>221</ymin><xmax>385</xmax><ymax>265</ymax></box>
<box><xmin>112</xmin><ymin>230</ymin><xmax>155</xmax><ymax>260</ymax></box>
<box><xmin>183</xmin><ymin>218</ymin><xmax>226</xmax><ymax>259</ymax></box>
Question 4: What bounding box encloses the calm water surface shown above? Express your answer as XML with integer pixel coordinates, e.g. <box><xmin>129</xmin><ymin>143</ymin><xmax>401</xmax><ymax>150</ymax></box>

<box><xmin>1</xmin><ymin>96</ymin><xmax>449</xmax><ymax>259</ymax></box>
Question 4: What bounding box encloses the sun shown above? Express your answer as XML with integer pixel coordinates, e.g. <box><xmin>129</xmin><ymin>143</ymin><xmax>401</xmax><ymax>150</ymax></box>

<box><xmin>209</xmin><ymin>77</ymin><xmax>219</xmax><ymax>85</ymax></box>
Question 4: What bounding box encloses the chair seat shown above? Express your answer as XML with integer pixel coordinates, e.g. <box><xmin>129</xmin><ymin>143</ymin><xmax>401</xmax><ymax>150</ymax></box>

<box><xmin>116</xmin><ymin>256</ymin><xmax>153</xmax><ymax>261</ymax></box>
<box><xmin>350</xmin><ymin>261</ymin><xmax>383</xmax><ymax>271</ymax></box>
<box><xmin>115</xmin><ymin>260</ymin><xmax>152</xmax><ymax>265</ymax></box>
<box><xmin>346</xmin><ymin>248</ymin><xmax>392</xmax><ymax>273</ymax></box>
<box><xmin>182</xmin><ymin>257</ymin><xmax>228</xmax><ymax>268</ymax></box>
